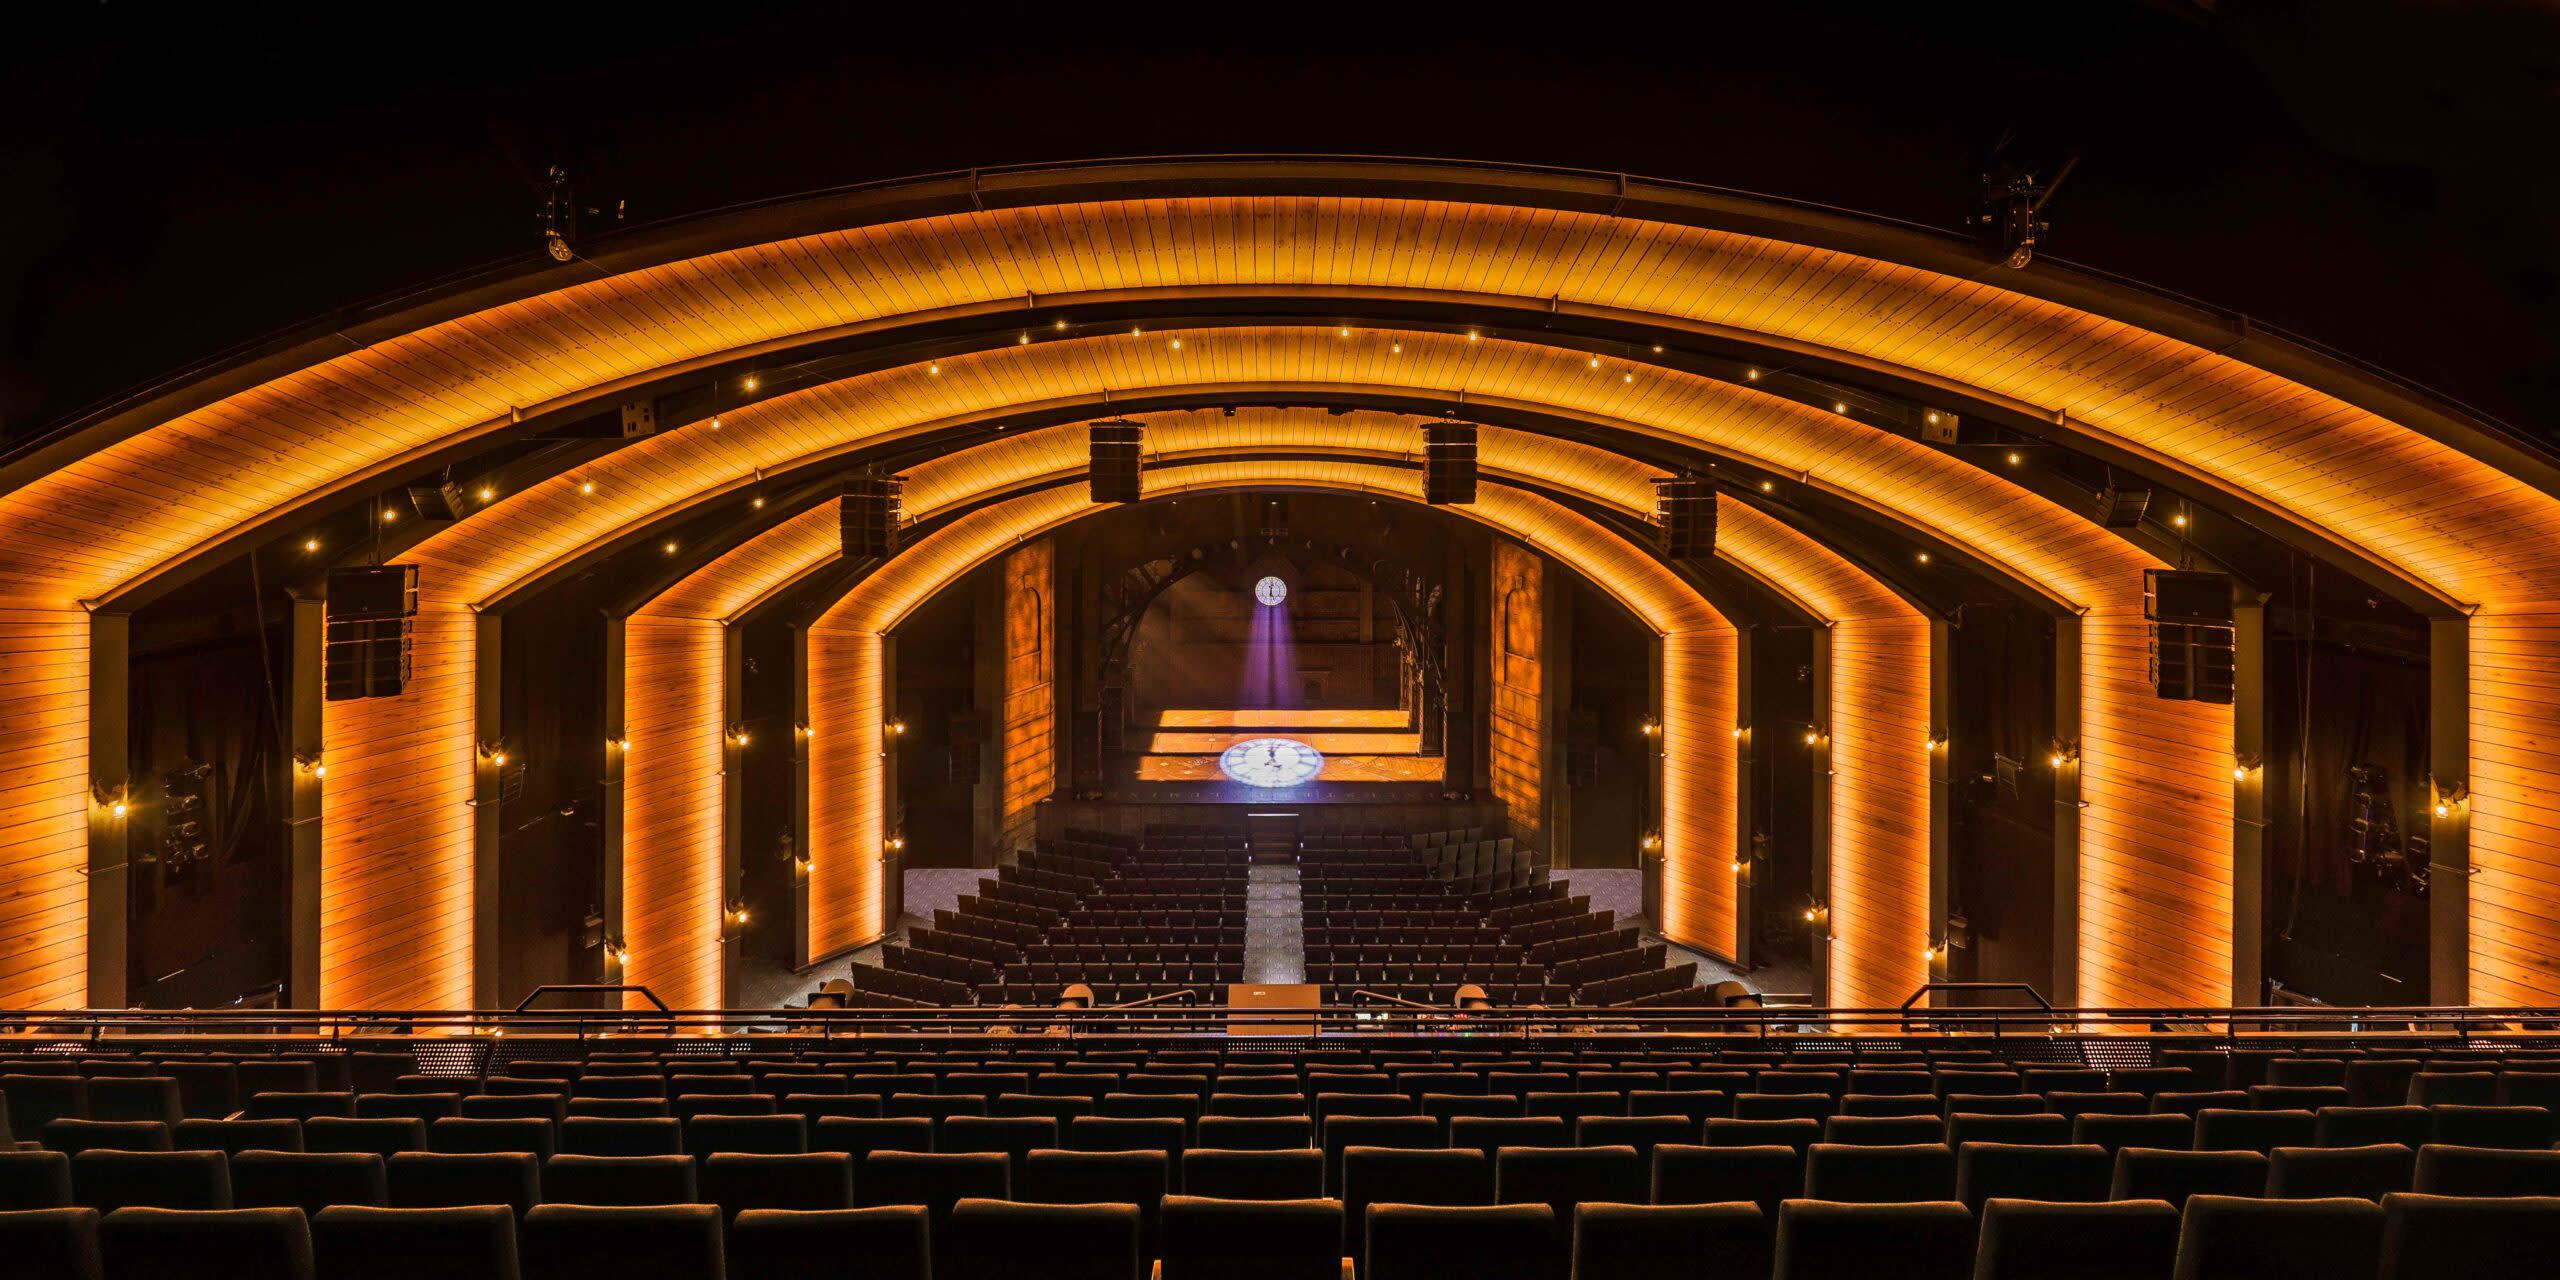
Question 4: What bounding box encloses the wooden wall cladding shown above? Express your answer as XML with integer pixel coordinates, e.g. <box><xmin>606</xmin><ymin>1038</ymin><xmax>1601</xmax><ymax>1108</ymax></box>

<box><xmin>1659</xmin><ymin>628</ymin><xmax>1740</xmax><ymax>959</ymax></box>
<box><xmin>1489</xmin><ymin>539</ymin><xmax>1548</xmax><ymax>846</ymax></box>
<box><xmin>2</xmin><ymin>189</ymin><xmax>2556</xmax><ymax>1007</ymax></box>
<box><xmin>616</xmin><ymin>505</ymin><xmax>841</xmax><ymax>1010</ymax></box>
<box><xmin>2470</xmin><ymin>607</ymin><xmax>2560</xmax><ymax>1004</ymax></box>
<box><xmin>1000</xmin><ymin>540</ymin><xmax>1056</xmax><ymax>853</ymax></box>
<box><xmin>0</xmin><ymin>606</ymin><xmax>90</xmax><ymax>1007</ymax></box>
<box><xmin>1716</xmin><ymin>503</ymin><xmax>1931</xmax><ymax>1010</ymax></box>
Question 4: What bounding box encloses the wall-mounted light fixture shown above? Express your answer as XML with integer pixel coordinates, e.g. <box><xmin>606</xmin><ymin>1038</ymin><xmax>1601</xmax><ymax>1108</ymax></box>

<box><xmin>2431</xmin><ymin>775</ymin><xmax>2469</xmax><ymax>821</ymax></box>
<box><xmin>2047</xmin><ymin>740</ymin><xmax>2080</xmax><ymax>770</ymax></box>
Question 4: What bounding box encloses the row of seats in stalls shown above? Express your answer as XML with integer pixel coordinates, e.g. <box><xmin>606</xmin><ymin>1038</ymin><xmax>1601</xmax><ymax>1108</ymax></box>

<box><xmin>962</xmin><ymin>834</ymin><xmax>1251</xmax><ymax>1005</ymax></box>
<box><xmin>1</xmin><ymin>1140</ymin><xmax>2555</xmax><ymax>1278</ymax></box>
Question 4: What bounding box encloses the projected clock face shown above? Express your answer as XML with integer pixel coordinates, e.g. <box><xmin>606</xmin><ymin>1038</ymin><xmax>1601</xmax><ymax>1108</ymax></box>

<box><xmin>1218</xmin><ymin>737</ymin><xmax>1324</xmax><ymax>787</ymax></box>
<box><xmin>1254</xmin><ymin>575</ymin><xmax>1288</xmax><ymax>606</ymax></box>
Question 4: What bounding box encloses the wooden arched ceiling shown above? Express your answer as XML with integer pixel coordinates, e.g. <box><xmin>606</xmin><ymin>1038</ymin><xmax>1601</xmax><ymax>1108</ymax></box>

<box><xmin>1</xmin><ymin>168</ymin><xmax>2547</xmax><ymax>1007</ymax></box>
<box><xmin>798</xmin><ymin>460</ymin><xmax>1735</xmax><ymax>965</ymax></box>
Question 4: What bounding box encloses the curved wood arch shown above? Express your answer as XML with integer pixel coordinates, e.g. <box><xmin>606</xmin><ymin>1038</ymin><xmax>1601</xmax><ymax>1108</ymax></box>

<box><xmin>4</xmin><ymin>169</ymin><xmax>2544</xmax><ymax>1007</ymax></box>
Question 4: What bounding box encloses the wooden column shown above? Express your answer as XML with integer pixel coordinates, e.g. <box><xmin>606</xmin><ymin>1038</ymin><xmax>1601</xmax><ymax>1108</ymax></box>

<box><xmin>1543</xmin><ymin>560</ymin><xmax>1573</xmax><ymax>864</ymax></box>
<box><xmin>2231</xmin><ymin>594</ymin><xmax>2268</xmax><ymax>1006</ymax></box>
<box><xmin>1808</xmin><ymin>622</ymin><xmax>1835</xmax><ymax>1005</ymax></box>
<box><xmin>598</xmin><ymin>615</ymin><xmax>627</xmax><ymax>992</ymax></box>
<box><xmin>2050</xmin><ymin>615</ymin><xmax>2084</xmax><ymax>1010</ymax></box>
<box><xmin>878</xmin><ymin>636</ymin><xmax>903</xmax><ymax>937</ymax></box>
<box><xmin>970</xmin><ymin>572</ymin><xmax>1006</xmax><ymax>867</ymax></box>
<box><xmin>471</xmin><ymin>612</ymin><xmax>505</xmax><ymax>1009</ymax></box>
<box><xmin>85</xmin><ymin>609</ymin><xmax>131</xmax><ymax>1009</ymax></box>
<box><xmin>1730</xmin><ymin>628</ymin><xmax>1756</xmax><ymax>969</ymax></box>
<box><xmin>1925</xmin><ymin>616</ymin><xmax>1956</xmax><ymax>996</ymax></box>
<box><xmin>2429</xmin><ymin>616</ymin><xmax>2471</xmax><ymax>1006</ymax></box>
<box><xmin>286</xmin><ymin>597</ymin><xmax>325</xmax><ymax>1007</ymax></box>
<box><xmin>719</xmin><ymin>625</ymin><xmax>749</xmax><ymax>1002</ymax></box>
<box><xmin>786</xmin><ymin>622</ymin><xmax>813</xmax><ymax>971</ymax></box>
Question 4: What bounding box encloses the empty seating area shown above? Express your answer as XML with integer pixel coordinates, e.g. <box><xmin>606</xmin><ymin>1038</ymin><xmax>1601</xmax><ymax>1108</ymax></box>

<box><xmin>7</xmin><ymin>1039</ymin><xmax>2560</xmax><ymax>1276</ymax></box>
<box><xmin>1303</xmin><ymin>826</ymin><xmax>1702</xmax><ymax>1007</ymax></box>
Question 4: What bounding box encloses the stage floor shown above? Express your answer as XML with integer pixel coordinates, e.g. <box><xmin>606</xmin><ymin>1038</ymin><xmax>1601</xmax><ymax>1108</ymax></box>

<box><xmin>1120</xmin><ymin>706</ymin><xmax>1446</xmax><ymax>795</ymax></box>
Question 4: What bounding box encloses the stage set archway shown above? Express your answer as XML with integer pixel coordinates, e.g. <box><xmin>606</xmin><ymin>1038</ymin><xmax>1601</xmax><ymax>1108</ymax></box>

<box><xmin>3</xmin><ymin>160</ymin><xmax>2553</xmax><ymax>1015</ymax></box>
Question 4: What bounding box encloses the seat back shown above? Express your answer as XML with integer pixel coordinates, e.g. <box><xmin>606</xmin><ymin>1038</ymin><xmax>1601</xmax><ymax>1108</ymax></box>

<box><xmin>231</xmin><ymin>1151</ymin><xmax>388</xmax><ymax>1214</ymax></box>
<box><xmin>2170</xmin><ymin>1194</ymin><xmax>2384</xmax><ymax>1280</ymax></box>
<box><xmin>99</xmin><ymin>1206</ymin><xmax>312</xmax><ymax>1278</ymax></box>
<box><xmin>945</xmin><ymin>1198</ymin><xmax>1141</xmax><ymax>1280</ymax></box>
<box><xmin>302</xmin><ymin>1118</ymin><xmax>428</xmax><ymax>1158</ymax></box>
<box><xmin>1364</xmin><ymin>1203</ymin><xmax>1551</xmax><ymax>1280</ymax></box>
<box><xmin>1973</xmin><ymin>1198</ymin><xmax>2179</xmax><ymax>1280</ymax></box>
<box><xmin>71</xmin><ymin>1149</ymin><xmax>231</xmax><ymax>1212</ymax></box>
<box><xmin>2376</xmin><ymin>1192</ymin><xmax>2560</xmax><ymax>1280</ymax></box>
<box><xmin>2107</xmin><ymin>1148</ymin><xmax>2269</xmax><ymax>1208</ymax></box>
<box><xmin>1570</xmin><ymin>1202</ymin><xmax>1765</xmax><ymax>1280</ymax></box>
<box><xmin>1954</xmin><ymin>1142</ymin><xmax>2112</xmax><ymax>1209</ymax></box>
<box><xmin>385</xmin><ymin>1152</ymin><xmax>541</xmax><ymax>1216</ymax></box>
<box><xmin>518</xmin><ymin>1204</ymin><xmax>722</xmax><ymax>1278</ymax></box>
<box><xmin>311</xmin><ymin>1205</ymin><xmax>520</xmax><ymax>1280</ymax></box>
<box><xmin>1802</xmin><ymin>1142</ymin><xmax>1957</xmax><ymax>1203</ymax></box>
<box><xmin>539</xmin><ymin>1154</ymin><xmax>697</xmax><ymax>1206</ymax></box>
<box><xmin>2266</xmin><ymin>1143</ymin><xmax>2414</xmax><ymax>1199</ymax></box>
<box><xmin>1772</xmin><ymin>1200</ymin><xmax>1974</xmax><ymax>1280</ymax></box>
<box><xmin>1157</xmin><ymin>1195</ymin><xmax>1343</xmax><ymax>1280</ymax></box>
<box><xmin>1181</xmin><ymin>1148</ymin><xmax>1324</xmax><ymax>1201</ymax></box>
<box><xmin>727</xmin><ymin>1206</ymin><xmax>928</xmax><ymax>1280</ymax></box>
<box><xmin>0</xmin><ymin>1206</ymin><xmax>102</xmax><ymax>1280</ymax></box>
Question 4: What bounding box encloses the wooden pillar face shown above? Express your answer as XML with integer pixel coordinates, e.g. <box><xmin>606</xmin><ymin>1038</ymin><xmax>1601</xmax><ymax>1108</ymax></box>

<box><xmin>2230</xmin><ymin>597</ymin><xmax>2268</xmax><ymax>1006</ymax></box>
<box><xmin>1543</xmin><ymin>562</ymin><xmax>1572</xmax><ymax>866</ymax></box>
<box><xmin>471</xmin><ymin>613</ymin><xmax>504</xmax><ymax>1009</ymax></box>
<box><xmin>787</xmin><ymin>622</ymin><xmax>813</xmax><ymax>972</ymax></box>
<box><xmin>598</xmin><ymin>615</ymin><xmax>627</xmax><ymax>992</ymax></box>
<box><xmin>86</xmin><ymin>610</ymin><xmax>130</xmax><ymax>1009</ymax></box>
<box><xmin>719</xmin><ymin>625</ymin><xmax>748</xmax><ymax>1004</ymax></box>
<box><xmin>1808</xmin><ymin>624</ymin><xmax>1834</xmax><ymax>1006</ymax></box>
<box><xmin>1729</xmin><ymin>628</ymin><xmax>1756</xmax><ymax>969</ymax></box>
<box><xmin>1926</xmin><ymin>617</ymin><xmax>1955</xmax><ymax>994</ymax></box>
<box><xmin>879</xmin><ymin>636</ymin><xmax>903</xmax><ymax>938</ymax></box>
<box><xmin>2050</xmin><ymin>616</ymin><xmax>2084</xmax><ymax>1010</ymax></box>
<box><xmin>971</xmin><ymin>572</ymin><xmax>1005</xmax><ymax>868</ymax></box>
<box><xmin>287</xmin><ymin>597</ymin><xmax>325</xmax><ymax>1008</ymax></box>
<box><xmin>2429</xmin><ymin>616</ymin><xmax>2470</xmax><ymax>1006</ymax></box>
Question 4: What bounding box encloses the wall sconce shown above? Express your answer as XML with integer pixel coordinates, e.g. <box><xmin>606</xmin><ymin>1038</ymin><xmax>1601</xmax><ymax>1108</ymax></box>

<box><xmin>478</xmin><ymin>741</ymin><xmax>510</xmax><ymax>768</ymax></box>
<box><xmin>94</xmin><ymin>781</ymin><xmax>131</xmax><ymax>820</ymax></box>
<box><xmin>607</xmin><ymin>736</ymin><xmax>630</xmax><ymax>754</ymax></box>
<box><xmin>795</xmin><ymin>723</ymin><xmax>813</xmax><ymax>741</ymax></box>
<box><xmin>885</xmin><ymin>720</ymin><xmax>908</xmax><ymax>738</ymax></box>
<box><xmin>605</xmin><ymin>937</ymin><xmax>630</xmax><ymax>967</ymax></box>
<box><xmin>294</xmin><ymin>753</ymin><xmax>327</xmax><ymax>780</ymax></box>
<box><xmin>2046</xmin><ymin>740</ymin><xmax>2079</xmax><ymax>770</ymax></box>
<box><xmin>1801</xmin><ymin>900</ymin><xmax>1831</xmax><ymax>928</ymax></box>
<box><xmin>1640</xmin><ymin>718</ymin><xmax>1662</xmax><ymax>738</ymax></box>
<box><xmin>886</xmin><ymin>835</ymin><xmax>907</xmax><ymax>852</ymax></box>
<box><xmin>1925</xmin><ymin>732</ymin><xmax>1946</xmax><ymax>754</ymax></box>
<box><xmin>1639</xmin><ymin>831</ymin><xmax>1661</xmax><ymax>853</ymax></box>
<box><xmin>795</xmin><ymin>856</ymin><xmax>813</xmax><ymax>878</ymax></box>
<box><xmin>1924</xmin><ymin>938</ymin><xmax>1946</xmax><ymax>962</ymax></box>
<box><xmin>726</xmin><ymin>725</ymin><xmax>752</xmax><ymax>748</ymax></box>
<box><xmin>2431</xmin><ymin>776</ymin><xmax>2469</xmax><ymax>820</ymax></box>
<box><xmin>2231</xmin><ymin>752</ymin><xmax>2260</xmax><ymax>783</ymax></box>
<box><xmin>725</xmin><ymin>900</ymin><xmax>752</xmax><ymax>929</ymax></box>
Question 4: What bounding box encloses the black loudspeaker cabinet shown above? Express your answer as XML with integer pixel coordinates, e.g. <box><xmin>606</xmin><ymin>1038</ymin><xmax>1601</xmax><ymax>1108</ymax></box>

<box><xmin>323</xmin><ymin>565</ymin><xmax>419</xmax><ymax>701</ymax></box>
<box><xmin>2146</xmin><ymin>569</ymin><xmax>2236</xmax><ymax>704</ymax></box>
<box><xmin>1089</xmin><ymin>421</ymin><xmax>1144</xmax><ymax>503</ymax></box>
<box><xmin>1654</xmin><ymin>479</ymin><xmax>1716</xmax><ymax>562</ymax></box>
<box><xmin>841</xmin><ymin>475</ymin><xmax>904</xmax><ymax>559</ymax></box>
<box><xmin>1423</xmin><ymin>421</ymin><xmax>1477</xmax><ymax>505</ymax></box>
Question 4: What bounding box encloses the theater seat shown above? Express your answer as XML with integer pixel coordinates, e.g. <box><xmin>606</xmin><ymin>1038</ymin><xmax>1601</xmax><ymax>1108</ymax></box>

<box><xmin>946</xmin><ymin>1198</ymin><xmax>1141</xmax><ymax>1280</ymax></box>
<box><xmin>302</xmin><ymin>1118</ymin><xmax>427</xmax><ymax>1158</ymax></box>
<box><xmin>71</xmin><ymin>1150</ymin><xmax>230</xmax><ymax>1212</ymax></box>
<box><xmin>1322</xmin><ymin>1116</ymin><xmax>1438</xmax><ymax>1194</ymax></box>
<box><xmin>699</xmin><ymin>1153</ymin><xmax>853</xmax><ymax>1216</ymax></box>
<box><xmin>810</xmin><ymin>1117</ymin><xmax>932</xmax><ymax>1163</ymax></box>
<box><xmin>2265</xmin><ymin>1144</ymin><xmax>2413</xmax><ymax>1200</ymax></box>
<box><xmin>1705</xmin><ymin>1118</ymin><xmax>1820</xmax><ymax>1153</ymax></box>
<box><xmin>1574</xmin><ymin>1116</ymin><xmax>1695</xmax><ymax>1159</ymax></box>
<box><xmin>1158</xmin><ymin>1196</ymin><xmax>1344</xmax><ymax>1280</ymax></box>
<box><xmin>1803</xmin><ymin>1142</ymin><xmax>1956</xmax><ymax>1203</ymax></box>
<box><xmin>1822</xmin><ymin>1115</ymin><xmax>1942</xmax><ymax>1146</ymax></box>
<box><xmin>539</xmin><ymin>1153</ymin><xmax>697</xmax><ymax>1206</ymax></box>
<box><xmin>1650</xmin><ymin>1144</ymin><xmax>1799</xmax><ymax>1218</ymax></box>
<box><xmin>558</xmin><ymin>1117</ymin><xmax>682</xmax><ymax>1158</ymax></box>
<box><xmin>1343</xmin><ymin>1147</ymin><xmax>1493</xmax><ymax>1249</ymax></box>
<box><xmin>99</xmin><ymin>1206</ymin><xmax>307</xmax><ymax>1278</ymax></box>
<box><xmin>0</xmin><ymin>1206</ymin><xmax>102</xmax><ymax>1279</ymax></box>
<box><xmin>1017</xmin><ymin>1149</ymin><xmax>1169</xmax><ymax>1255</ymax></box>
<box><xmin>2170</xmin><ymin>1194</ymin><xmax>2383</xmax><ymax>1280</ymax></box>
<box><xmin>311</xmin><ymin>1205</ymin><xmax>520</xmax><ymax>1280</ymax></box>
<box><xmin>2376</xmin><ymin>1192</ymin><xmax>2560</xmax><ymax>1279</ymax></box>
<box><xmin>231</xmin><ymin>1151</ymin><xmax>388</xmax><ymax>1214</ymax></box>
<box><xmin>1772</xmin><ymin>1200</ymin><xmax>1973</xmax><ymax>1280</ymax></box>
<box><xmin>2405</xmin><ymin>1074</ymin><xmax>2497</xmax><ymax>1107</ymax></box>
<box><xmin>1365</xmin><ymin>1203</ymin><xmax>1550</xmax><ymax>1280</ymax></box>
<box><xmin>2108</xmin><ymin>1148</ymin><xmax>2267</xmax><ymax>1208</ymax></box>
<box><xmin>385</xmin><ymin>1152</ymin><xmax>540</xmax><ymax>1216</ymax></box>
<box><xmin>2427</xmin><ymin>1104</ymin><xmax>2557</xmax><ymax>1150</ymax></box>
<box><xmin>2313</xmin><ymin>1106</ymin><xmax>2430</xmax><ymax>1149</ymax></box>
<box><xmin>0</xmin><ymin>1150</ymin><xmax>74</xmax><ymax>1210</ymax></box>
<box><xmin>2073</xmin><ymin>1114</ymin><xmax>2194</xmax><ymax>1154</ymax></box>
<box><xmin>1197</xmin><ymin>1116</ymin><xmax>1313</xmax><ymax>1151</ymax></box>
<box><xmin>1973</xmin><ymin>1198</ymin><xmax>2179</xmax><ymax>1280</ymax></box>
<box><xmin>727</xmin><ymin>1207</ymin><xmax>928</xmax><ymax>1280</ymax></box>
<box><xmin>518</xmin><ymin>1204</ymin><xmax>722</xmax><ymax>1280</ymax></box>
<box><xmin>41</xmin><ymin>1120</ymin><xmax>171</xmax><ymax>1155</ymax></box>
<box><xmin>1955</xmin><ymin>1142</ymin><xmax>2112</xmax><ymax>1209</ymax></box>
<box><xmin>1495</xmin><ymin>1145</ymin><xmax>1644</xmax><ymax>1277</ymax></box>
<box><xmin>1570</xmin><ymin>1202</ymin><xmax>1764</xmax><ymax>1280</ymax></box>
<box><xmin>1182</xmin><ymin>1148</ymin><xmax>1324</xmax><ymax>1201</ymax></box>
<box><xmin>2195</xmin><ymin>1108</ymin><xmax>2318</xmax><ymax>1154</ymax></box>
<box><xmin>2411</xmin><ymin>1144</ymin><xmax>2560</xmax><ymax>1195</ymax></box>
<box><xmin>427</xmin><ymin>1118</ymin><xmax>553</xmax><ymax>1159</ymax></box>
<box><xmin>1447</xmin><ymin>1117</ymin><xmax>1570</xmax><ymax>1159</ymax></box>
<box><xmin>857</xmin><ymin>1150</ymin><xmax>1009</xmax><ymax>1258</ymax></box>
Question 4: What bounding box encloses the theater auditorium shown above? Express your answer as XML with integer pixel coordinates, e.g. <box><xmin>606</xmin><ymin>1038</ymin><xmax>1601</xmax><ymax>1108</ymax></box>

<box><xmin>5</xmin><ymin>8</ymin><xmax>2559</xmax><ymax>1278</ymax></box>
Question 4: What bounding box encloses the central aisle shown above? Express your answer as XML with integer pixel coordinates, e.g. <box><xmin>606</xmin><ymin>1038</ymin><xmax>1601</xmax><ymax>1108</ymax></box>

<box><xmin>1244</xmin><ymin>863</ymin><xmax>1306</xmax><ymax>984</ymax></box>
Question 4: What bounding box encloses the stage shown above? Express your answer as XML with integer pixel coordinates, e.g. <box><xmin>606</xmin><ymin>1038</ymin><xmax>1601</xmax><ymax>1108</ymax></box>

<box><xmin>1116</xmin><ymin>706</ymin><xmax>1447</xmax><ymax>802</ymax></box>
